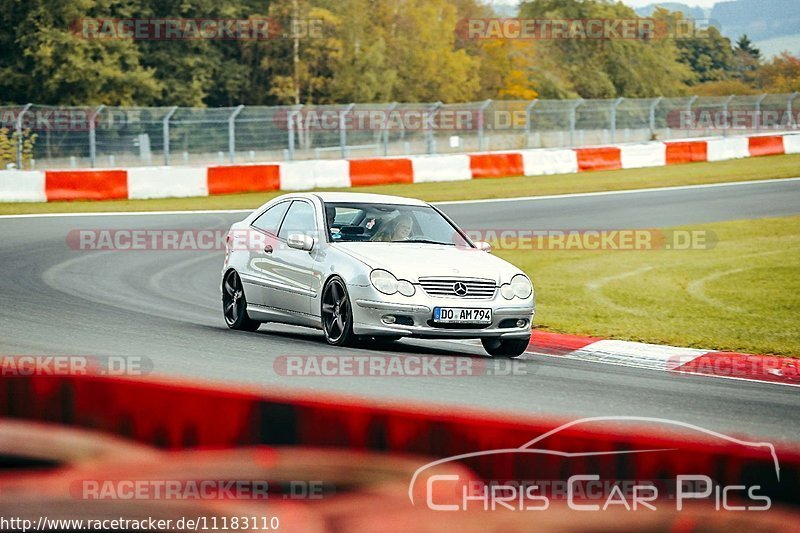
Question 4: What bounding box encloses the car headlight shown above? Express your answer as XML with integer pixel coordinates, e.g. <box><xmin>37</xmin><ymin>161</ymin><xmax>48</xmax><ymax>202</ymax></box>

<box><xmin>501</xmin><ymin>274</ymin><xmax>532</xmax><ymax>300</ymax></box>
<box><xmin>397</xmin><ymin>280</ymin><xmax>416</xmax><ymax>297</ymax></box>
<box><xmin>500</xmin><ymin>284</ymin><xmax>515</xmax><ymax>299</ymax></box>
<box><xmin>511</xmin><ymin>274</ymin><xmax>533</xmax><ymax>299</ymax></box>
<box><xmin>370</xmin><ymin>269</ymin><xmax>399</xmax><ymax>294</ymax></box>
<box><xmin>370</xmin><ymin>269</ymin><xmax>416</xmax><ymax>296</ymax></box>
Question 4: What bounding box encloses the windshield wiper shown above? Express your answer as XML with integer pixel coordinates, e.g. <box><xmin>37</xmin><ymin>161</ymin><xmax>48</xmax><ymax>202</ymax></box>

<box><xmin>399</xmin><ymin>239</ymin><xmax>455</xmax><ymax>246</ymax></box>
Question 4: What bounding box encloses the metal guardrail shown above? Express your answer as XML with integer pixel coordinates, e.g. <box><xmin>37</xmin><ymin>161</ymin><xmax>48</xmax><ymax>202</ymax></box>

<box><xmin>2</xmin><ymin>93</ymin><xmax>798</xmax><ymax>170</ymax></box>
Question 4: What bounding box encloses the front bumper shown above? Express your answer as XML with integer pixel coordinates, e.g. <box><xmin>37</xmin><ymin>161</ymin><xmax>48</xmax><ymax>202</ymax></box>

<box><xmin>347</xmin><ymin>283</ymin><xmax>534</xmax><ymax>339</ymax></box>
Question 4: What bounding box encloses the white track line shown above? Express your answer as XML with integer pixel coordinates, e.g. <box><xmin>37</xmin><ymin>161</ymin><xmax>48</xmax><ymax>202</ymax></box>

<box><xmin>527</xmin><ymin>350</ymin><xmax>800</xmax><ymax>389</ymax></box>
<box><xmin>436</xmin><ymin>176</ymin><xmax>800</xmax><ymax>205</ymax></box>
<box><xmin>0</xmin><ymin>208</ymin><xmax>251</xmax><ymax>219</ymax></box>
<box><xmin>0</xmin><ymin>176</ymin><xmax>798</xmax><ymax>219</ymax></box>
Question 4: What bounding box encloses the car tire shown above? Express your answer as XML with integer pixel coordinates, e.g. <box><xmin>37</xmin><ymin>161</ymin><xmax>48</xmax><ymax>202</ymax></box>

<box><xmin>481</xmin><ymin>336</ymin><xmax>530</xmax><ymax>358</ymax></box>
<box><xmin>321</xmin><ymin>277</ymin><xmax>356</xmax><ymax>346</ymax></box>
<box><xmin>222</xmin><ymin>270</ymin><xmax>261</xmax><ymax>332</ymax></box>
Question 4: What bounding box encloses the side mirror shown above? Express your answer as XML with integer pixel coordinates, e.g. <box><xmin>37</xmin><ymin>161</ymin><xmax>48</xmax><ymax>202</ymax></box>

<box><xmin>475</xmin><ymin>241</ymin><xmax>492</xmax><ymax>253</ymax></box>
<box><xmin>287</xmin><ymin>233</ymin><xmax>314</xmax><ymax>251</ymax></box>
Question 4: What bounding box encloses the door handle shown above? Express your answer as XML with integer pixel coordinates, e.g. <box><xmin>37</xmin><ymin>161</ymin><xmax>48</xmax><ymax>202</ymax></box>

<box><xmin>264</xmin><ymin>244</ymin><xmax>273</xmax><ymax>254</ymax></box>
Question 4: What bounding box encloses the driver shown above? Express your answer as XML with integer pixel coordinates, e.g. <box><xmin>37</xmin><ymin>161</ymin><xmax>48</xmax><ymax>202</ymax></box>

<box><xmin>372</xmin><ymin>214</ymin><xmax>413</xmax><ymax>242</ymax></box>
<box><xmin>325</xmin><ymin>205</ymin><xmax>340</xmax><ymax>239</ymax></box>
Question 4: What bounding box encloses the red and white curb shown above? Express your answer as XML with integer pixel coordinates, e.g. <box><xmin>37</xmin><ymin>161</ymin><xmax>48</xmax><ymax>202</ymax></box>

<box><xmin>525</xmin><ymin>331</ymin><xmax>799</xmax><ymax>387</ymax></box>
<box><xmin>1</xmin><ymin>132</ymin><xmax>798</xmax><ymax>203</ymax></box>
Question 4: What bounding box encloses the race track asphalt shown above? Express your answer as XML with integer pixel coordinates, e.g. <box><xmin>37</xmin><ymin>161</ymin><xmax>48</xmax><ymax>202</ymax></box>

<box><xmin>1</xmin><ymin>178</ymin><xmax>799</xmax><ymax>442</ymax></box>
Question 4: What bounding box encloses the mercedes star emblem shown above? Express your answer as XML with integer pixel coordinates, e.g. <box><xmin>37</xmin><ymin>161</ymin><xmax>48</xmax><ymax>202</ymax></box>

<box><xmin>453</xmin><ymin>282</ymin><xmax>468</xmax><ymax>296</ymax></box>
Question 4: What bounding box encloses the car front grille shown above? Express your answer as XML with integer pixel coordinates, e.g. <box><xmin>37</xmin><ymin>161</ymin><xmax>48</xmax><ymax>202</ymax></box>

<box><xmin>418</xmin><ymin>277</ymin><xmax>497</xmax><ymax>299</ymax></box>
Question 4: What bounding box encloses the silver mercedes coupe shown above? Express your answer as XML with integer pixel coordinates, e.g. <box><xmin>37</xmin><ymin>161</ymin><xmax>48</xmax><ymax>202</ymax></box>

<box><xmin>221</xmin><ymin>192</ymin><xmax>535</xmax><ymax>357</ymax></box>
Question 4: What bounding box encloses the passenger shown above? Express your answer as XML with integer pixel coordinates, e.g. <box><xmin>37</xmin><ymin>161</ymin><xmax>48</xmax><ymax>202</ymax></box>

<box><xmin>372</xmin><ymin>214</ymin><xmax>413</xmax><ymax>242</ymax></box>
<box><xmin>325</xmin><ymin>205</ymin><xmax>337</xmax><ymax>228</ymax></box>
<box><xmin>326</xmin><ymin>205</ymin><xmax>340</xmax><ymax>239</ymax></box>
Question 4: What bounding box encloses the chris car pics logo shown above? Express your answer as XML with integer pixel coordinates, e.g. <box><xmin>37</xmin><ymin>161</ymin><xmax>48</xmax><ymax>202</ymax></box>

<box><xmin>409</xmin><ymin>416</ymin><xmax>778</xmax><ymax>512</ymax></box>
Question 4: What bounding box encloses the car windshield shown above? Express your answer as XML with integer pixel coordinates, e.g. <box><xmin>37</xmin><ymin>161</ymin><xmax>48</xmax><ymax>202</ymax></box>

<box><xmin>323</xmin><ymin>202</ymin><xmax>470</xmax><ymax>246</ymax></box>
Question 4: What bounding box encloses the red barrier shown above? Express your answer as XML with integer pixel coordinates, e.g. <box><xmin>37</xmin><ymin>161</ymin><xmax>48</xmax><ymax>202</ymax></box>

<box><xmin>665</xmin><ymin>141</ymin><xmax>708</xmax><ymax>164</ymax></box>
<box><xmin>575</xmin><ymin>147</ymin><xmax>622</xmax><ymax>171</ymax></box>
<box><xmin>45</xmin><ymin>170</ymin><xmax>128</xmax><ymax>201</ymax></box>
<box><xmin>349</xmin><ymin>158</ymin><xmax>413</xmax><ymax>187</ymax></box>
<box><xmin>749</xmin><ymin>135</ymin><xmax>785</xmax><ymax>157</ymax></box>
<box><xmin>469</xmin><ymin>153</ymin><xmax>524</xmax><ymax>178</ymax></box>
<box><xmin>1</xmin><ymin>373</ymin><xmax>798</xmax><ymax>508</ymax></box>
<box><xmin>0</xmin><ymin>377</ymin><xmax>259</xmax><ymax>449</ymax></box>
<box><xmin>528</xmin><ymin>330</ymin><xmax>602</xmax><ymax>355</ymax></box>
<box><xmin>672</xmin><ymin>352</ymin><xmax>800</xmax><ymax>385</ymax></box>
<box><xmin>207</xmin><ymin>164</ymin><xmax>280</xmax><ymax>195</ymax></box>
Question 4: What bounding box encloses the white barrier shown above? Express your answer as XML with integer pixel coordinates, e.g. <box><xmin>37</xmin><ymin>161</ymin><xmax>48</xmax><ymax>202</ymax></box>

<box><xmin>706</xmin><ymin>136</ymin><xmax>750</xmax><ymax>162</ymax></box>
<box><xmin>311</xmin><ymin>160</ymin><xmax>350</xmax><ymax>188</ymax></box>
<box><xmin>620</xmin><ymin>142</ymin><xmax>667</xmax><ymax>169</ymax></box>
<box><xmin>0</xmin><ymin>170</ymin><xmax>46</xmax><ymax>202</ymax></box>
<box><xmin>280</xmin><ymin>160</ymin><xmax>350</xmax><ymax>190</ymax></box>
<box><xmin>1</xmin><ymin>133</ymin><xmax>797</xmax><ymax>203</ymax></box>
<box><xmin>280</xmin><ymin>161</ymin><xmax>316</xmax><ymax>190</ymax></box>
<box><xmin>521</xmin><ymin>149</ymin><xmax>579</xmax><ymax>176</ymax></box>
<box><xmin>783</xmin><ymin>133</ymin><xmax>800</xmax><ymax>155</ymax></box>
<box><xmin>127</xmin><ymin>167</ymin><xmax>207</xmax><ymax>200</ymax></box>
<box><xmin>411</xmin><ymin>155</ymin><xmax>471</xmax><ymax>183</ymax></box>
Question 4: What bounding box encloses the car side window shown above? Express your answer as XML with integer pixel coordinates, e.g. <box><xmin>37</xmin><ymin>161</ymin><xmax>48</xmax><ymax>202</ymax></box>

<box><xmin>278</xmin><ymin>201</ymin><xmax>317</xmax><ymax>240</ymax></box>
<box><xmin>252</xmin><ymin>202</ymin><xmax>289</xmax><ymax>235</ymax></box>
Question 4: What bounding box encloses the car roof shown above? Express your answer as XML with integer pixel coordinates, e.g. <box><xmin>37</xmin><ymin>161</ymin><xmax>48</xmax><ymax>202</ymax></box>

<box><xmin>248</xmin><ymin>192</ymin><xmax>430</xmax><ymax>221</ymax></box>
<box><xmin>310</xmin><ymin>192</ymin><xmax>428</xmax><ymax>206</ymax></box>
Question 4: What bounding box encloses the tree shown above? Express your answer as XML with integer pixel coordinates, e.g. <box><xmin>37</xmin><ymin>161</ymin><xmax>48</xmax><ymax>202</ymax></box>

<box><xmin>736</xmin><ymin>34</ymin><xmax>761</xmax><ymax>62</ymax></box>
<box><xmin>661</xmin><ymin>9</ymin><xmax>737</xmax><ymax>84</ymax></box>
<box><xmin>755</xmin><ymin>52</ymin><xmax>800</xmax><ymax>93</ymax></box>
<box><xmin>0</xmin><ymin>128</ymin><xmax>37</xmax><ymax>169</ymax></box>
<box><xmin>134</xmin><ymin>0</ymin><xmax>273</xmax><ymax>107</ymax></box>
<box><xmin>382</xmin><ymin>0</ymin><xmax>480</xmax><ymax>102</ymax></box>
<box><xmin>261</xmin><ymin>2</ymin><xmax>343</xmax><ymax>105</ymax></box>
<box><xmin>0</xmin><ymin>0</ymin><xmax>162</xmax><ymax>105</ymax></box>
<box><xmin>496</xmin><ymin>41</ymin><xmax>539</xmax><ymax>100</ymax></box>
<box><xmin>263</xmin><ymin>0</ymin><xmax>483</xmax><ymax>104</ymax></box>
<box><xmin>693</xmin><ymin>79</ymin><xmax>760</xmax><ymax>96</ymax></box>
<box><xmin>518</xmin><ymin>0</ymin><xmax>693</xmax><ymax>98</ymax></box>
<box><xmin>2</xmin><ymin>0</ymin><xmax>745</xmax><ymax>107</ymax></box>
<box><xmin>733</xmin><ymin>34</ymin><xmax>762</xmax><ymax>84</ymax></box>
<box><xmin>323</xmin><ymin>0</ymin><xmax>397</xmax><ymax>103</ymax></box>
<box><xmin>449</xmin><ymin>0</ymin><xmax>537</xmax><ymax>100</ymax></box>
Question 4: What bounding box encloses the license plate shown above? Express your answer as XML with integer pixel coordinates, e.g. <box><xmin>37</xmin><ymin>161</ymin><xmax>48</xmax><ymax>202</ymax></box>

<box><xmin>433</xmin><ymin>307</ymin><xmax>492</xmax><ymax>324</ymax></box>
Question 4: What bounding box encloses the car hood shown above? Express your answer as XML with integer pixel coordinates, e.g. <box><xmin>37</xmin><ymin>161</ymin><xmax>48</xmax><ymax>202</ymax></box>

<box><xmin>333</xmin><ymin>242</ymin><xmax>522</xmax><ymax>283</ymax></box>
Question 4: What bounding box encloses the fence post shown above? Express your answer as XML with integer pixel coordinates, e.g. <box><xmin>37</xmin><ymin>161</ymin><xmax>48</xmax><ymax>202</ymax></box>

<box><xmin>427</xmin><ymin>102</ymin><xmax>442</xmax><ymax>155</ymax></box>
<box><xmin>649</xmin><ymin>96</ymin><xmax>662</xmax><ymax>138</ymax></box>
<box><xmin>610</xmin><ymin>97</ymin><xmax>624</xmax><ymax>143</ymax></box>
<box><xmin>789</xmin><ymin>92</ymin><xmax>799</xmax><ymax>129</ymax></box>
<box><xmin>524</xmin><ymin>99</ymin><xmax>538</xmax><ymax>148</ymax></box>
<box><xmin>15</xmin><ymin>103</ymin><xmax>32</xmax><ymax>169</ymax></box>
<box><xmin>227</xmin><ymin>105</ymin><xmax>245</xmax><ymax>163</ymax></box>
<box><xmin>685</xmin><ymin>95</ymin><xmax>698</xmax><ymax>137</ymax></box>
<box><xmin>288</xmin><ymin>105</ymin><xmax>303</xmax><ymax>161</ymax></box>
<box><xmin>339</xmin><ymin>103</ymin><xmax>355</xmax><ymax>158</ymax></box>
<box><xmin>569</xmin><ymin>99</ymin><xmax>583</xmax><ymax>147</ymax></box>
<box><xmin>287</xmin><ymin>108</ymin><xmax>295</xmax><ymax>161</ymax></box>
<box><xmin>163</xmin><ymin>106</ymin><xmax>178</xmax><ymax>165</ymax></box>
<box><xmin>721</xmin><ymin>95</ymin><xmax>734</xmax><ymax>137</ymax></box>
<box><xmin>89</xmin><ymin>105</ymin><xmax>105</xmax><ymax>168</ymax></box>
<box><xmin>477</xmin><ymin>99</ymin><xmax>492</xmax><ymax>151</ymax></box>
<box><xmin>753</xmin><ymin>93</ymin><xmax>767</xmax><ymax>131</ymax></box>
<box><xmin>383</xmin><ymin>102</ymin><xmax>397</xmax><ymax>156</ymax></box>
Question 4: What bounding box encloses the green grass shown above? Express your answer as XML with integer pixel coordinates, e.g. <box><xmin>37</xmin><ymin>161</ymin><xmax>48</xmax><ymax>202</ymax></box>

<box><xmin>1</xmin><ymin>153</ymin><xmax>799</xmax><ymax>215</ymax></box>
<box><xmin>496</xmin><ymin>216</ymin><xmax>800</xmax><ymax>356</ymax></box>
